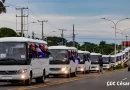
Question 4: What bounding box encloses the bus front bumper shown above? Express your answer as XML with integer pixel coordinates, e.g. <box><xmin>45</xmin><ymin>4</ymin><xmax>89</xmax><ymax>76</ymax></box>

<box><xmin>0</xmin><ymin>74</ymin><xmax>29</xmax><ymax>82</ymax></box>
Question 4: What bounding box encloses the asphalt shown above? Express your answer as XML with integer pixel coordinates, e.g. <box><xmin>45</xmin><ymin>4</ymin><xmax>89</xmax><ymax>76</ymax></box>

<box><xmin>0</xmin><ymin>69</ymin><xmax>130</xmax><ymax>90</ymax></box>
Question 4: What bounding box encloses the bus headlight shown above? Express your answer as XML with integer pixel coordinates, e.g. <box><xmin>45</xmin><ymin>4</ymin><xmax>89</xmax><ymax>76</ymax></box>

<box><xmin>18</xmin><ymin>69</ymin><xmax>27</xmax><ymax>74</ymax></box>
<box><xmin>80</xmin><ymin>68</ymin><xmax>84</xmax><ymax>71</ymax></box>
<box><xmin>96</xmin><ymin>67</ymin><xmax>99</xmax><ymax>70</ymax></box>
<box><xmin>61</xmin><ymin>67</ymin><xmax>67</xmax><ymax>71</ymax></box>
<box><xmin>21</xmin><ymin>75</ymin><xmax>25</xmax><ymax>79</ymax></box>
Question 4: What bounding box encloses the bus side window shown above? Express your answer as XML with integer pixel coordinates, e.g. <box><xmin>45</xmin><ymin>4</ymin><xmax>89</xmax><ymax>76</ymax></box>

<box><xmin>83</xmin><ymin>54</ymin><xmax>86</xmax><ymax>61</ymax></box>
<box><xmin>68</xmin><ymin>51</ymin><xmax>71</xmax><ymax>60</ymax></box>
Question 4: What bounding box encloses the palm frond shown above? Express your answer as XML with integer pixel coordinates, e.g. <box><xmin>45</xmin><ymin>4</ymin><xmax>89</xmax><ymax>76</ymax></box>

<box><xmin>1</xmin><ymin>0</ymin><xmax>5</xmax><ymax>3</ymax></box>
<box><xmin>2</xmin><ymin>6</ymin><xmax>6</xmax><ymax>13</ymax></box>
<box><xmin>0</xmin><ymin>0</ymin><xmax>6</xmax><ymax>13</ymax></box>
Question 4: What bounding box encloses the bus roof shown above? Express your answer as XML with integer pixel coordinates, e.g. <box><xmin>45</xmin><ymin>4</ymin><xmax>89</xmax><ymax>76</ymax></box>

<box><xmin>102</xmin><ymin>55</ymin><xmax>110</xmax><ymax>57</ymax></box>
<box><xmin>78</xmin><ymin>50</ymin><xmax>90</xmax><ymax>54</ymax></box>
<box><xmin>48</xmin><ymin>46</ymin><xmax>68</xmax><ymax>49</ymax></box>
<box><xmin>0</xmin><ymin>37</ymin><xmax>47</xmax><ymax>44</ymax></box>
<box><xmin>48</xmin><ymin>46</ymin><xmax>77</xmax><ymax>50</ymax></box>
<box><xmin>90</xmin><ymin>52</ymin><xmax>102</xmax><ymax>55</ymax></box>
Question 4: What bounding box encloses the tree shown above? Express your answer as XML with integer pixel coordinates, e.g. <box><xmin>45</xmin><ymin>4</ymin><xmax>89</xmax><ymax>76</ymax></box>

<box><xmin>0</xmin><ymin>27</ymin><xmax>17</xmax><ymax>37</ymax></box>
<box><xmin>66</xmin><ymin>41</ymin><xmax>80</xmax><ymax>47</ymax></box>
<box><xmin>17</xmin><ymin>32</ymin><xmax>25</xmax><ymax>37</ymax></box>
<box><xmin>0</xmin><ymin>0</ymin><xmax>6</xmax><ymax>14</ymax></box>
<box><xmin>47</xmin><ymin>36</ymin><xmax>67</xmax><ymax>46</ymax></box>
<box><xmin>80</xmin><ymin>42</ymin><xmax>98</xmax><ymax>52</ymax></box>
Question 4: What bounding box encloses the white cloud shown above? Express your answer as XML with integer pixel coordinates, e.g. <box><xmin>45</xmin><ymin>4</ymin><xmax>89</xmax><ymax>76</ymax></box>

<box><xmin>1</xmin><ymin>11</ymin><xmax>130</xmax><ymax>44</ymax></box>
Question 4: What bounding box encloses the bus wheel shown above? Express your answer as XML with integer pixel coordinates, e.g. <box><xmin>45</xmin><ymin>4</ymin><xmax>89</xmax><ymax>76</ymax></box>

<box><xmin>36</xmin><ymin>70</ymin><xmax>45</xmax><ymax>83</ymax></box>
<box><xmin>73</xmin><ymin>68</ymin><xmax>77</xmax><ymax>77</ymax></box>
<box><xmin>23</xmin><ymin>73</ymin><xmax>32</xmax><ymax>86</ymax></box>
<box><xmin>66</xmin><ymin>69</ymin><xmax>71</xmax><ymax>78</ymax></box>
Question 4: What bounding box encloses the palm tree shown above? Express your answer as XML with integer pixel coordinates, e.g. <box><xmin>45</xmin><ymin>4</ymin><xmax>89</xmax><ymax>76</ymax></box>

<box><xmin>0</xmin><ymin>0</ymin><xmax>6</xmax><ymax>14</ymax></box>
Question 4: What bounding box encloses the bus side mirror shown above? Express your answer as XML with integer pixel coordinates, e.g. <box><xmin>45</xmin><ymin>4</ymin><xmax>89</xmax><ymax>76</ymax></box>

<box><xmin>49</xmin><ymin>57</ymin><xmax>53</xmax><ymax>61</ymax></box>
<box><xmin>29</xmin><ymin>53</ymin><xmax>32</xmax><ymax>58</ymax></box>
<box><xmin>48</xmin><ymin>52</ymin><xmax>51</xmax><ymax>55</ymax></box>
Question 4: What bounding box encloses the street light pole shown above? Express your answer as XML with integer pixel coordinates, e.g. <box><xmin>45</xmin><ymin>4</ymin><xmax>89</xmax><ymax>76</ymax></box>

<box><xmin>113</xmin><ymin>27</ymin><xmax>130</xmax><ymax>51</ymax></box>
<box><xmin>102</xmin><ymin>18</ymin><xmax>130</xmax><ymax>63</ymax></box>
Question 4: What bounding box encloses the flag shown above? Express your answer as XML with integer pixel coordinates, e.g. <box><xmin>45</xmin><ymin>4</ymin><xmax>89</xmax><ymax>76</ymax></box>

<box><xmin>39</xmin><ymin>44</ymin><xmax>47</xmax><ymax>51</ymax></box>
<box><xmin>72</xmin><ymin>53</ymin><xmax>75</xmax><ymax>63</ymax></box>
<box><xmin>30</xmin><ymin>44</ymin><xmax>36</xmax><ymax>51</ymax></box>
<box><xmin>30</xmin><ymin>44</ymin><xmax>38</xmax><ymax>58</ymax></box>
<box><xmin>35</xmin><ymin>44</ymin><xmax>45</xmax><ymax>57</ymax></box>
<box><xmin>88</xmin><ymin>57</ymin><xmax>90</xmax><ymax>62</ymax></box>
<box><xmin>77</xmin><ymin>55</ymin><xmax>80</xmax><ymax>64</ymax></box>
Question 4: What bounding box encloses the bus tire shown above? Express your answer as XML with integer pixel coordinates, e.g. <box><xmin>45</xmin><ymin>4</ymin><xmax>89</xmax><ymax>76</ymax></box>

<box><xmin>66</xmin><ymin>69</ymin><xmax>71</xmax><ymax>78</ymax></box>
<box><xmin>73</xmin><ymin>68</ymin><xmax>77</xmax><ymax>77</ymax></box>
<box><xmin>36</xmin><ymin>70</ymin><xmax>45</xmax><ymax>83</ymax></box>
<box><xmin>23</xmin><ymin>72</ymin><xmax>32</xmax><ymax>86</ymax></box>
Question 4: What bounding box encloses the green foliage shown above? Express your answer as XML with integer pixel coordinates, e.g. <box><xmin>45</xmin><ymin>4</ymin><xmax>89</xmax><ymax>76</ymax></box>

<box><xmin>44</xmin><ymin>37</ymin><xmax>118</xmax><ymax>55</ymax></box>
<box><xmin>47</xmin><ymin>36</ymin><xmax>67</xmax><ymax>46</ymax></box>
<box><xmin>66</xmin><ymin>41</ymin><xmax>80</xmax><ymax>47</ymax></box>
<box><xmin>80</xmin><ymin>42</ymin><xmax>97</xmax><ymax>52</ymax></box>
<box><xmin>0</xmin><ymin>27</ymin><xmax>17</xmax><ymax>37</ymax></box>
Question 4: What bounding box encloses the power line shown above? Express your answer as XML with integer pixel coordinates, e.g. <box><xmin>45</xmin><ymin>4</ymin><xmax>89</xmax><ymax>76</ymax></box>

<box><xmin>38</xmin><ymin>20</ymin><xmax>48</xmax><ymax>40</ymax></box>
<box><xmin>59</xmin><ymin>29</ymin><xmax>67</xmax><ymax>45</ymax></box>
<box><xmin>16</xmin><ymin>7</ymin><xmax>28</xmax><ymax>37</ymax></box>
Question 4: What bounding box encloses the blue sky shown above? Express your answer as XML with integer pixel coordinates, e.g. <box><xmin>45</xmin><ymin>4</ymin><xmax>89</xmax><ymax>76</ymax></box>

<box><xmin>7</xmin><ymin>0</ymin><xmax>130</xmax><ymax>16</ymax></box>
<box><xmin>1</xmin><ymin>0</ymin><xmax>130</xmax><ymax>44</ymax></box>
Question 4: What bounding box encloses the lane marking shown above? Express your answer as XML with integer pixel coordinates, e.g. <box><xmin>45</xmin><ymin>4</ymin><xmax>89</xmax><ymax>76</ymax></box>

<box><xmin>8</xmin><ymin>69</ymin><xmax>126</xmax><ymax>90</ymax></box>
<box><xmin>8</xmin><ymin>75</ymin><xmax>99</xmax><ymax>90</ymax></box>
<box><xmin>122</xmin><ymin>78</ymin><xmax>127</xmax><ymax>81</ymax></box>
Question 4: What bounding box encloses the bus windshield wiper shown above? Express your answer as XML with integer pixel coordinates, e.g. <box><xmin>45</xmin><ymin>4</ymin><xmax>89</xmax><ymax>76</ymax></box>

<box><xmin>0</xmin><ymin>58</ymin><xmax>20</xmax><ymax>64</ymax></box>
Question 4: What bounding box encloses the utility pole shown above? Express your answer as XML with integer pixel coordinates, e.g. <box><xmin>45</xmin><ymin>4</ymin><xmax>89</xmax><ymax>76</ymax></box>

<box><xmin>16</xmin><ymin>7</ymin><xmax>28</xmax><ymax>37</ymax></box>
<box><xmin>59</xmin><ymin>29</ymin><xmax>67</xmax><ymax>45</ymax></box>
<box><xmin>32</xmin><ymin>31</ymin><xmax>35</xmax><ymax>39</ymax></box>
<box><xmin>38</xmin><ymin>20</ymin><xmax>48</xmax><ymax>40</ymax></box>
<box><xmin>73</xmin><ymin>24</ymin><xmax>75</xmax><ymax>47</ymax></box>
<box><xmin>126</xmin><ymin>35</ymin><xmax>128</xmax><ymax>41</ymax></box>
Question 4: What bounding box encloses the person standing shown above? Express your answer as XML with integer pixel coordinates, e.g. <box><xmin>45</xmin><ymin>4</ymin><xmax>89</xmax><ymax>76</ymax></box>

<box><xmin>99</xmin><ymin>56</ymin><xmax>103</xmax><ymax>74</ymax></box>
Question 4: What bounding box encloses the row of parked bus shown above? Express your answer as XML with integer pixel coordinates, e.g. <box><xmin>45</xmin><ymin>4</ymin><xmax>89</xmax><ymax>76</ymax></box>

<box><xmin>48</xmin><ymin>46</ymin><xmax>130</xmax><ymax>77</ymax></box>
<box><xmin>0</xmin><ymin>37</ymin><xmax>129</xmax><ymax>85</ymax></box>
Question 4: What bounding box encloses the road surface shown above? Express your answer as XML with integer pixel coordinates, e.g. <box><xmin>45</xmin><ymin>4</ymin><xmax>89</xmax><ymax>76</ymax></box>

<box><xmin>0</xmin><ymin>69</ymin><xmax>129</xmax><ymax>90</ymax></box>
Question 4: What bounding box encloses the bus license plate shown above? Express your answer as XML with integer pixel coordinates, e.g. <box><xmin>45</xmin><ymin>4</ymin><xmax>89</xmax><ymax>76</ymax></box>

<box><xmin>1</xmin><ymin>76</ymin><xmax>12</xmax><ymax>79</ymax></box>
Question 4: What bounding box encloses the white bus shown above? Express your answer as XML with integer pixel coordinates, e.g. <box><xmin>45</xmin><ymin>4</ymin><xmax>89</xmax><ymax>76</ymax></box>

<box><xmin>110</xmin><ymin>55</ymin><xmax>118</xmax><ymax>66</ymax></box>
<box><xmin>77</xmin><ymin>50</ymin><xmax>91</xmax><ymax>74</ymax></box>
<box><xmin>48</xmin><ymin>46</ymin><xmax>78</xmax><ymax>78</ymax></box>
<box><xmin>90</xmin><ymin>53</ymin><xmax>102</xmax><ymax>72</ymax></box>
<box><xmin>116</xmin><ymin>53</ymin><xmax>124</xmax><ymax>65</ymax></box>
<box><xmin>0</xmin><ymin>37</ymin><xmax>49</xmax><ymax>85</ymax></box>
<box><xmin>102</xmin><ymin>55</ymin><xmax>111</xmax><ymax>70</ymax></box>
<box><xmin>122</xmin><ymin>50</ymin><xmax>129</xmax><ymax>62</ymax></box>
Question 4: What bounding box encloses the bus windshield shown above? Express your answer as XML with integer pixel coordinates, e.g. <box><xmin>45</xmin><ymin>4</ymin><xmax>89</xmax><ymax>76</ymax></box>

<box><xmin>91</xmin><ymin>55</ymin><xmax>99</xmax><ymax>64</ymax></box>
<box><xmin>78</xmin><ymin>53</ymin><xmax>83</xmax><ymax>60</ymax></box>
<box><xmin>111</xmin><ymin>57</ymin><xmax>116</xmax><ymax>63</ymax></box>
<box><xmin>0</xmin><ymin>42</ymin><xmax>27</xmax><ymax>65</ymax></box>
<box><xmin>102</xmin><ymin>57</ymin><xmax>110</xmax><ymax>64</ymax></box>
<box><xmin>49</xmin><ymin>49</ymin><xmax>69</xmax><ymax>64</ymax></box>
<box><xmin>49</xmin><ymin>49</ymin><xmax>68</xmax><ymax>61</ymax></box>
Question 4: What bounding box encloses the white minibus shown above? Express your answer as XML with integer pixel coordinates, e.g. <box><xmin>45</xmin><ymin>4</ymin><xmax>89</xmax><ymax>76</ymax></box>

<box><xmin>110</xmin><ymin>55</ymin><xmax>118</xmax><ymax>66</ymax></box>
<box><xmin>90</xmin><ymin>53</ymin><xmax>102</xmax><ymax>72</ymax></box>
<box><xmin>0</xmin><ymin>37</ymin><xmax>49</xmax><ymax>85</ymax></box>
<box><xmin>48</xmin><ymin>46</ymin><xmax>78</xmax><ymax>78</ymax></box>
<box><xmin>102</xmin><ymin>55</ymin><xmax>111</xmax><ymax>70</ymax></box>
<box><xmin>77</xmin><ymin>50</ymin><xmax>91</xmax><ymax>73</ymax></box>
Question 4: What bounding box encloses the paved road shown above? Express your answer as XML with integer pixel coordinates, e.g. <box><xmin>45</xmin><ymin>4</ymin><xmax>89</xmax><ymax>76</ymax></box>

<box><xmin>0</xmin><ymin>69</ymin><xmax>129</xmax><ymax>90</ymax></box>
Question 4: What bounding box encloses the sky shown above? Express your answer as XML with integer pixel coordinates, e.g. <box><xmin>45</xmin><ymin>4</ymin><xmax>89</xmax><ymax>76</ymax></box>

<box><xmin>1</xmin><ymin>0</ymin><xmax>130</xmax><ymax>45</ymax></box>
